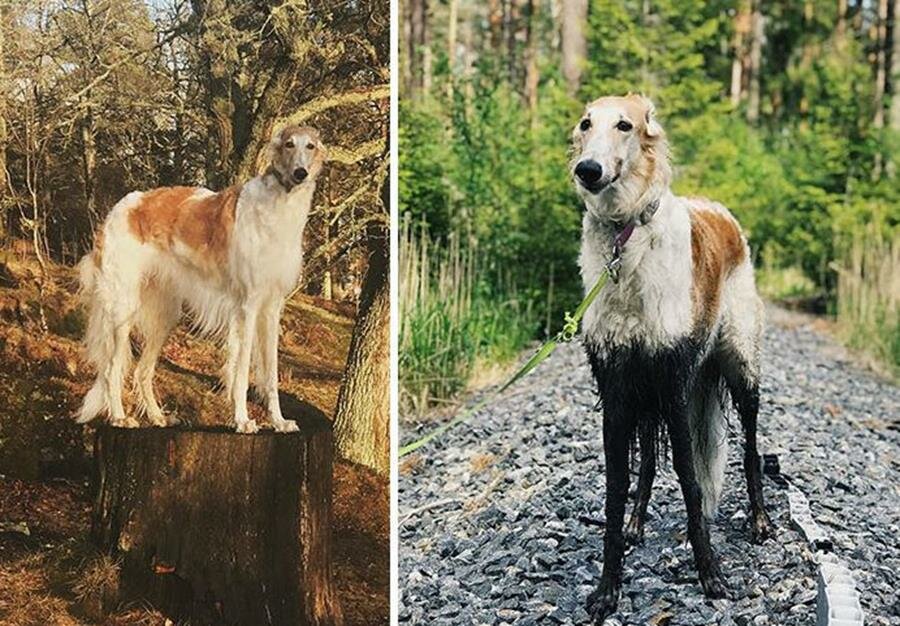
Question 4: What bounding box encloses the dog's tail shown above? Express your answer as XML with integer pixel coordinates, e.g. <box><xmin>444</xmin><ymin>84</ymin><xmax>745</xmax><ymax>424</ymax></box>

<box><xmin>76</xmin><ymin>251</ymin><xmax>113</xmax><ymax>423</ymax></box>
<box><xmin>689</xmin><ymin>370</ymin><xmax>729</xmax><ymax>518</ymax></box>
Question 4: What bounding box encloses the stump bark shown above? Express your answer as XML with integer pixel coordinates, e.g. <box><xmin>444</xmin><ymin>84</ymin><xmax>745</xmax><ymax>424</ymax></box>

<box><xmin>91</xmin><ymin>403</ymin><xmax>342</xmax><ymax>626</ymax></box>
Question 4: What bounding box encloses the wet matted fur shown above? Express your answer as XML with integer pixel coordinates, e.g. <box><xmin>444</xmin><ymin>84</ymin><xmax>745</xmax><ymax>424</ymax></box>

<box><xmin>571</xmin><ymin>95</ymin><xmax>771</xmax><ymax>623</ymax></box>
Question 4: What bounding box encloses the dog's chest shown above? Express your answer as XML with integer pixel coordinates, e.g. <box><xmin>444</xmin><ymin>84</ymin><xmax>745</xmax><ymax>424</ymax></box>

<box><xmin>232</xmin><ymin>187</ymin><xmax>312</xmax><ymax>294</ymax></box>
<box><xmin>579</xmin><ymin>209</ymin><xmax>693</xmax><ymax>354</ymax></box>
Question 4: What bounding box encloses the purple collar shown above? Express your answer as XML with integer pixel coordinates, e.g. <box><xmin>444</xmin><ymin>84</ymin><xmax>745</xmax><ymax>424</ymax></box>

<box><xmin>606</xmin><ymin>198</ymin><xmax>660</xmax><ymax>282</ymax></box>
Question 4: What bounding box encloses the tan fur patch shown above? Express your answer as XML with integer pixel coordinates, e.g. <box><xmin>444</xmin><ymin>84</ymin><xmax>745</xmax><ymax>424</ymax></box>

<box><xmin>689</xmin><ymin>200</ymin><xmax>747</xmax><ymax>331</ymax></box>
<box><xmin>127</xmin><ymin>185</ymin><xmax>242</xmax><ymax>264</ymax></box>
<box><xmin>586</xmin><ymin>94</ymin><xmax>657</xmax><ymax>139</ymax></box>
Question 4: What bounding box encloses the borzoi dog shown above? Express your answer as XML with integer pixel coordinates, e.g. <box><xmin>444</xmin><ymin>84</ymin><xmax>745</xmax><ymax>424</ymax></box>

<box><xmin>572</xmin><ymin>95</ymin><xmax>770</xmax><ymax>621</ymax></box>
<box><xmin>77</xmin><ymin>125</ymin><xmax>325</xmax><ymax>434</ymax></box>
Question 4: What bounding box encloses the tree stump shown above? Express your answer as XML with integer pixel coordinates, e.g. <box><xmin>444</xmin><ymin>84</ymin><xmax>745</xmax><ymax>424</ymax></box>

<box><xmin>91</xmin><ymin>403</ymin><xmax>342</xmax><ymax>626</ymax></box>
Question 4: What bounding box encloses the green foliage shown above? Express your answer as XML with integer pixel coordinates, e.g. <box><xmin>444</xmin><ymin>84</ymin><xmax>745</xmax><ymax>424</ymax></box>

<box><xmin>401</xmin><ymin>0</ymin><xmax>900</xmax><ymax>405</ymax></box>
<box><xmin>399</xmin><ymin>223</ymin><xmax>536</xmax><ymax>413</ymax></box>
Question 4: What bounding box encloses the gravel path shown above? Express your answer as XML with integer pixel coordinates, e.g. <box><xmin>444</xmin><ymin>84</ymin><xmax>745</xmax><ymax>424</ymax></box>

<box><xmin>399</xmin><ymin>307</ymin><xmax>900</xmax><ymax>626</ymax></box>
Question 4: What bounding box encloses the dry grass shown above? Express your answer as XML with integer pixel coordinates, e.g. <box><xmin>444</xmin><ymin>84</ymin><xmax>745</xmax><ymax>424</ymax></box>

<box><xmin>834</xmin><ymin>223</ymin><xmax>899</xmax><ymax>379</ymax></box>
<box><xmin>0</xmin><ymin>553</ymin><xmax>85</xmax><ymax>626</ymax></box>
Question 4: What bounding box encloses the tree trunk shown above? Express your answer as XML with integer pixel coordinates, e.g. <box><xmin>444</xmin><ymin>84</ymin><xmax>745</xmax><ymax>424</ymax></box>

<box><xmin>447</xmin><ymin>0</ymin><xmax>458</xmax><ymax>98</ymax></box>
<box><xmin>80</xmin><ymin>106</ymin><xmax>98</xmax><ymax>225</ymax></box>
<box><xmin>192</xmin><ymin>0</ymin><xmax>236</xmax><ymax>188</ymax></box>
<box><xmin>332</xmin><ymin>178</ymin><xmax>389</xmax><ymax>475</ymax></box>
<box><xmin>890</xmin><ymin>0</ymin><xmax>900</xmax><ymax>131</ymax></box>
<box><xmin>837</xmin><ymin>0</ymin><xmax>848</xmax><ymax>39</ymax></box>
<box><xmin>561</xmin><ymin>0</ymin><xmax>587</xmax><ymax>95</ymax></box>
<box><xmin>408</xmin><ymin>0</ymin><xmax>427</xmax><ymax>94</ymax></box>
<box><xmin>489</xmin><ymin>0</ymin><xmax>503</xmax><ymax>52</ymax></box>
<box><xmin>746</xmin><ymin>0</ymin><xmax>764</xmax><ymax>123</ymax></box>
<box><xmin>0</xmin><ymin>7</ymin><xmax>6</xmax><ymax>239</ymax></box>
<box><xmin>874</xmin><ymin>0</ymin><xmax>889</xmax><ymax>177</ymax></box>
<box><xmin>730</xmin><ymin>0</ymin><xmax>751</xmax><ymax>107</ymax></box>
<box><xmin>234</xmin><ymin>60</ymin><xmax>293</xmax><ymax>181</ymax></box>
<box><xmin>525</xmin><ymin>0</ymin><xmax>540</xmax><ymax>118</ymax></box>
<box><xmin>91</xmin><ymin>416</ymin><xmax>342</xmax><ymax>626</ymax></box>
<box><xmin>887</xmin><ymin>0</ymin><xmax>899</xmax><ymax>175</ymax></box>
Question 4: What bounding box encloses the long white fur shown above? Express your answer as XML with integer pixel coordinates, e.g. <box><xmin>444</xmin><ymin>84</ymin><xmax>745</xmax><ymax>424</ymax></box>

<box><xmin>576</xmin><ymin>97</ymin><xmax>763</xmax><ymax>517</ymax></box>
<box><xmin>77</xmin><ymin>138</ymin><xmax>318</xmax><ymax>434</ymax></box>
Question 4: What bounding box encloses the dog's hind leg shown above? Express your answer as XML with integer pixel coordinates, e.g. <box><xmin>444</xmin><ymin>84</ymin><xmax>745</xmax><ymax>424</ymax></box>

<box><xmin>724</xmin><ymin>368</ymin><xmax>771</xmax><ymax>543</ymax></box>
<box><xmin>624</xmin><ymin>421</ymin><xmax>655</xmax><ymax>546</ymax></box>
<box><xmin>719</xmin><ymin>264</ymin><xmax>771</xmax><ymax>542</ymax></box>
<box><xmin>106</xmin><ymin>318</ymin><xmax>138</xmax><ymax>428</ymax></box>
<box><xmin>134</xmin><ymin>282</ymin><xmax>180</xmax><ymax>427</ymax></box>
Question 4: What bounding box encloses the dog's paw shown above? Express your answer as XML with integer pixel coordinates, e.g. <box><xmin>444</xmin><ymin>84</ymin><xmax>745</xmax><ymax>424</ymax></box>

<box><xmin>235</xmin><ymin>419</ymin><xmax>260</xmax><ymax>434</ymax></box>
<box><xmin>699</xmin><ymin>566</ymin><xmax>730</xmax><ymax>600</ymax></box>
<box><xmin>586</xmin><ymin>582</ymin><xmax>619</xmax><ymax>624</ymax></box>
<box><xmin>272</xmin><ymin>419</ymin><xmax>299</xmax><ymax>433</ymax></box>
<box><xmin>110</xmin><ymin>417</ymin><xmax>140</xmax><ymax>429</ymax></box>
<box><xmin>147</xmin><ymin>412</ymin><xmax>174</xmax><ymax>428</ymax></box>
<box><xmin>624</xmin><ymin>515</ymin><xmax>645</xmax><ymax>546</ymax></box>
<box><xmin>750</xmin><ymin>510</ymin><xmax>773</xmax><ymax>543</ymax></box>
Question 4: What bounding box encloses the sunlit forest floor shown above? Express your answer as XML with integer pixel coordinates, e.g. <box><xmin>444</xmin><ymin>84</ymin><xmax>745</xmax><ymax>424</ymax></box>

<box><xmin>0</xmin><ymin>245</ymin><xmax>388</xmax><ymax>625</ymax></box>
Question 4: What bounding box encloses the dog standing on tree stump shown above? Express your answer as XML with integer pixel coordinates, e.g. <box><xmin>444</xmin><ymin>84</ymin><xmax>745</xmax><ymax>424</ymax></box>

<box><xmin>76</xmin><ymin>126</ymin><xmax>326</xmax><ymax>433</ymax></box>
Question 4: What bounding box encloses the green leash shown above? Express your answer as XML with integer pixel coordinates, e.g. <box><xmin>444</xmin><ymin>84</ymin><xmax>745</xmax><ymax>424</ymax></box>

<box><xmin>398</xmin><ymin>266</ymin><xmax>612</xmax><ymax>457</ymax></box>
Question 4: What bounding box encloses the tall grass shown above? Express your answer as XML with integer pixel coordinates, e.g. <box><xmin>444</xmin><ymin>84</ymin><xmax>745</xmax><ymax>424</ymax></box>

<box><xmin>400</xmin><ymin>220</ymin><xmax>536</xmax><ymax>414</ymax></box>
<box><xmin>834</xmin><ymin>223</ymin><xmax>899</xmax><ymax>378</ymax></box>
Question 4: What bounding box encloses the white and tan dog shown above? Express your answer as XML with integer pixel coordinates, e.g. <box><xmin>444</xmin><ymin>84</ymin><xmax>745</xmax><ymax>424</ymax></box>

<box><xmin>76</xmin><ymin>125</ymin><xmax>325</xmax><ymax>434</ymax></box>
<box><xmin>571</xmin><ymin>95</ymin><xmax>770</xmax><ymax>622</ymax></box>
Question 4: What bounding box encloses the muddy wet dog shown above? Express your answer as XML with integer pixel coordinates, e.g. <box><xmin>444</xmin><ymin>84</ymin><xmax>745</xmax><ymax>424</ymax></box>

<box><xmin>571</xmin><ymin>94</ymin><xmax>771</xmax><ymax>622</ymax></box>
<box><xmin>77</xmin><ymin>126</ymin><xmax>326</xmax><ymax>433</ymax></box>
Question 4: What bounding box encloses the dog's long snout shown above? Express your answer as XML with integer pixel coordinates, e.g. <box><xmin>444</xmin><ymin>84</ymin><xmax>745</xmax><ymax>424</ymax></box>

<box><xmin>293</xmin><ymin>167</ymin><xmax>308</xmax><ymax>183</ymax></box>
<box><xmin>575</xmin><ymin>160</ymin><xmax>603</xmax><ymax>187</ymax></box>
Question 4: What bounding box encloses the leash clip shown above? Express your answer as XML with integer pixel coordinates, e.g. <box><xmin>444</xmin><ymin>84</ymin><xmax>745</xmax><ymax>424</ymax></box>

<box><xmin>560</xmin><ymin>312</ymin><xmax>579</xmax><ymax>342</ymax></box>
<box><xmin>606</xmin><ymin>252</ymin><xmax>622</xmax><ymax>284</ymax></box>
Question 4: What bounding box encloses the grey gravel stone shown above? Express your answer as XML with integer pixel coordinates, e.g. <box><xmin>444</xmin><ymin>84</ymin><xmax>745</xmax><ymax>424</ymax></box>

<box><xmin>400</xmin><ymin>307</ymin><xmax>900</xmax><ymax>625</ymax></box>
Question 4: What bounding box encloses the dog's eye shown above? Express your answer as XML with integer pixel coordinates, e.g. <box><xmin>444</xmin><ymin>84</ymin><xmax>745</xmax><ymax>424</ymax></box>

<box><xmin>285</xmin><ymin>140</ymin><xmax>295</xmax><ymax>149</ymax></box>
<box><xmin>306</xmin><ymin>142</ymin><xmax>315</xmax><ymax>150</ymax></box>
<box><xmin>579</xmin><ymin>118</ymin><xmax>591</xmax><ymax>132</ymax></box>
<box><xmin>616</xmin><ymin>120</ymin><xmax>633</xmax><ymax>132</ymax></box>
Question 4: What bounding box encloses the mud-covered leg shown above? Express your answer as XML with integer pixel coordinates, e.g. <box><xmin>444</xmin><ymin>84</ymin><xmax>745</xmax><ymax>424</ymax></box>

<box><xmin>667</xmin><ymin>396</ymin><xmax>728</xmax><ymax>598</ymax></box>
<box><xmin>625</xmin><ymin>422</ymin><xmax>656</xmax><ymax>546</ymax></box>
<box><xmin>586</xmin><ymin>407</ymin><xmax>632</xmax><ymax>623</ymax></box>
<box><xmin>729</xmin><ymin>379</ymin><xmax>771</xmax><ymax>542</ymax></box>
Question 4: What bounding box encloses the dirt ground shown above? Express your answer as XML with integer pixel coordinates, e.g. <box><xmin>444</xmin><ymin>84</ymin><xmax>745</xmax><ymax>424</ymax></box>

<box><xmin>0</xmin><ymin>250</ymin><xmax>388</xmax><ymax>625</ymax></box>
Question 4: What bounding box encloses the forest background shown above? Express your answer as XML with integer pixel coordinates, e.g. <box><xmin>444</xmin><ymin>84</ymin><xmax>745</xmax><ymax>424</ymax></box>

<box><xmin>399</xmin><ymin>0</ymin><xmax>900</xmax><ymax>413</ymax></box>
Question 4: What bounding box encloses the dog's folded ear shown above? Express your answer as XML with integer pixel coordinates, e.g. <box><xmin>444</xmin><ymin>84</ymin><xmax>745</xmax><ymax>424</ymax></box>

<box><xmin>268</xmin><ymin>130</ymin><xmax>283</xmax><ymax>156</ymax></box>
<box><xmin>640</xmin><ymin>97</ymin><xmax>663</xmax><ymax>138</ymax></box>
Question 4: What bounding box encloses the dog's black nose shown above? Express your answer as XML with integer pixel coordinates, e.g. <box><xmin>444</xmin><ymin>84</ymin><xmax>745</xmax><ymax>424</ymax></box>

<box><xmin>575</xmin><ymin>160</ymin><xmax>603</xmax><ymax>186</ymax></box>
<box><xmin>293</xmin><ymin>167</ymin><xmax>308</xmax><ymax>183</ymax></box>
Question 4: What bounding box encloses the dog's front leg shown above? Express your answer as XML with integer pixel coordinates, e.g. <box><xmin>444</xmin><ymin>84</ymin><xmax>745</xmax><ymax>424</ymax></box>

<box><xmin>232</xmin><ymin>304</ymin><xmax>260</xmax><ymax>434</ymax></box>
<box><xmin>586</xmin><ymin>410</ymin><xmax>631</xmax><ymax>624</ymax></box>
<box><xmin>259</xmin><ymin>300</ymin><xmax>298</xmax><ymax>433</ymax></box>
<box><xmin>667</xmin><ymin>392</ymin><xmax>728</xmax><ymax>598</ymax></box>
